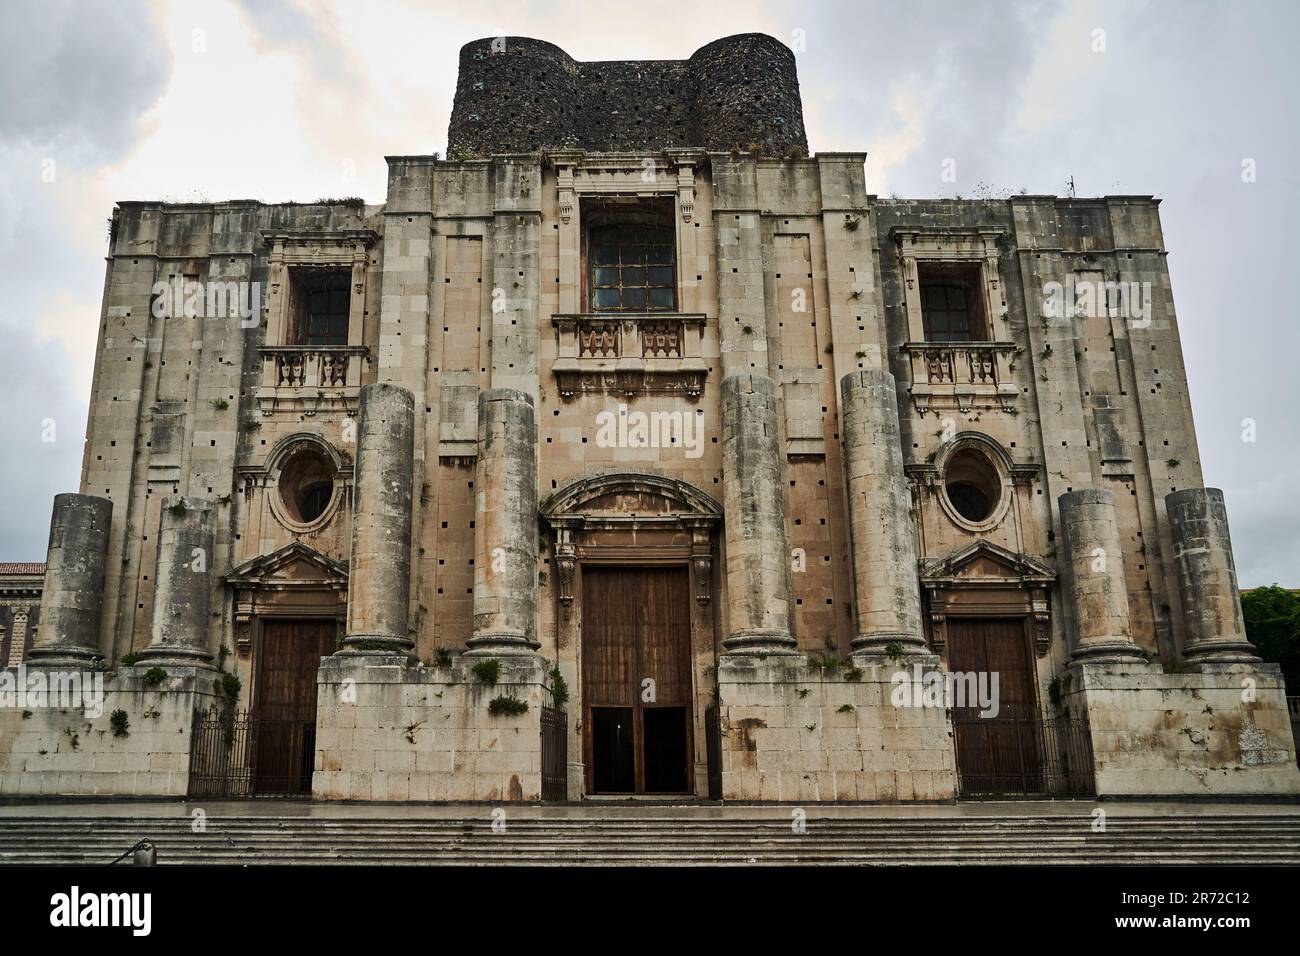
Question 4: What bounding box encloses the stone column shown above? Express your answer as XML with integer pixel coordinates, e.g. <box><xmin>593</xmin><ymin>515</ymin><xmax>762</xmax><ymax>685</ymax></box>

<box><xmin>1166</xmin><ymin>488</ymin><xmax>1259</xmax><ymax>664</ymax></box>
<box><xmin>138</xmin><ymin>496</ymin><xmax>215</xmax><ymax>666</ymax></box>
<box><xmin>1058</xmin><ymin>489</ymin><xmax>1145</xmax><ymax>662</ymax></box>
<box><xmin>340</xmin><ymin>383</ymin><xmax>415</xmax><ymax>654</ymax></box>
<box><xmin>840</xmin><ymin>370</ymin><xmax>926</xmax><ymax>657</ymax></box>
<box><xmin>720</xmin><ymin>373</ymin><xmax>796</xmax><ymax>654</ymax></box>
<box><xmin>28</xmin><ymin>493</ymin><xmax>113</xmax><ymax>666</ymax></box>
<box><xmin>466</xmin><ymin>387</ymin><xmax>539</xmax><ymax>655</ymax></box>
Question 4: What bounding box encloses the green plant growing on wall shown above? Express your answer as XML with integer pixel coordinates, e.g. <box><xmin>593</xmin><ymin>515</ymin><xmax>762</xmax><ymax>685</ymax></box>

<box><xmin>120</xmin><ymin>653</ymin><xmax>141</xmax><ymax>666</ymax></box>
<box><xmin>404</xmin><ymin>721</ymin><xmax>424</xmax><ymax>744</ymax></box>
<box><xmin>837</xmin><ymin>704</ymin><xmax>855</xmax><ymax>713</ymax></box>
<box><xmin>488</xmin><ymin>695</ymin><xmax>528</xmax><ymax>717</ymax></box>
<box><xmin>883</xmin><ymin>641</ymin><xmax>905</xmax><ymax>663</ymax></box>
<box><xmin>217</xmin><ymin>672</ymin><xmax>241</xmax><ymax>704</ymax></box>
<box><xmin>843</xmin><ymin>666</ymin><xmax>863</xmax><ymax>683</ymax></box>
<box><xmin>471</xmin><ymin>658</ymin><xmax>501</xmax><ymax>684</ymax></box>
<box><xmin>807</xmin><ymin>653</ymin><xmax>839</xmax><ymax>673</ymax></box>
<box><xmin>433</xmin><ymin>647</ymin><xmax>452</xmax><ymax>668</ymax></box>
<box><xmin>209</xmin><ymin>398</ymin><xmax>229</xmax><ymax>411</ymax></box>
<box><xmin>1048</xmin><ymin>675</ymin><xmax>1063</xmax><ymax>709</ymax></box>
<box><xmin>546</xmin><ymin>664</ymin><xmax>569</xmax><ymax>710</ymax></box>
<box><xmin>64</xmin><ymin>728</ymin><xmax>80</xmax><ymax>752</ymax></box>
<box><xmin>140</xmin><ymin>666</ymin><xmax>168</xmax><ymax>688</ymax></box>
<box><xmin>110</xmin><ymin>709</ymin><xmax>130</xmax><ymax>738</ymax></box>
<box><xmin>796</xmin><ymin>688</ymin><xmax>810</xmax><ymax>699</ymax></box>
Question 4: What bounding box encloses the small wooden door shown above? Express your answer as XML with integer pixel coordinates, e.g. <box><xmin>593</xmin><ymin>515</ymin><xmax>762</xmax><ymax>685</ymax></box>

<box><xmin>582</xmin><ymin>566</ymin><xmax>692</xmax><ymax>794</ymax></box>
<box><xmin>251</xmin><ymin>619</ymin><xmax>336</xmax><ymax>795</ymax></box>
<box><xmin>947</xmin><ymin>618</ymin><xmax>1042</xmax><ymax>795</ymax></box>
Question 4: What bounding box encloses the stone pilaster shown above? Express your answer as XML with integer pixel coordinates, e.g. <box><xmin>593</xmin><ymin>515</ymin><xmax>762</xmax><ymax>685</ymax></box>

<box><xmin>340</xmin><ymin>383</ymin><xmax>415</xmax><ymax>655</ymax></box>
<box><xmin>465</xmin><ymin>387</ymin><xmax>539</xmax><ymax>655</ymax></box>
<box><xmin>720</xmin><ymin>373</ymin><xmax>797</xmax><ymax>654</ymax></box>
<box><xmin>138</xmin><ymin>496</ymin><xmax>216</xmax><ymax>667</ymax></box>
<box><xmin>840</xmin><ymin>370</ymin><xmax>926</xmax><ymax>658</ymax></box>
<box><xmin>28</xmin><ymin>494</ymin><xmax>113</xmax><ymax>666</ymax></box>
<box><xmin>1058</xmin><ymin>489</ymin><xmax>1145</xmax><ymax>662</ymax></box>
<box><xmin>1166</xmin><ymin>488</ymin><xmax>1259</xmax><ymax>664</ymax></box>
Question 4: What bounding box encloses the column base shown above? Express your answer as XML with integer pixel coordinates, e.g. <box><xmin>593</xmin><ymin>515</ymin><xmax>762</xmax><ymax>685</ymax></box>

<box><xmin>849</xmin><ymin>631</ymin><xmax>929</xmax><ymax>662</ymax></box>
<box><xmin>1069</xmin><ymin>640</ymin><xmax>1149</xmax><ymax>665</ymax></box>
<box><xmin>24</xmin><ymin>644</ymin><xmax>104</xmax><ymax>668</ymax></box>
<box><xmin>135</xmin><ymin>645</ymin><xmax>216</xmax><ymax>668</ymax></box>
<box><xmin>1182</xmin><ymin>641</ymin><xmax>1261</xmax><ymax>666</ymax></box>
<box><xmin>463</xmin><ymin>630</ymin><xmax>540</xmax><ymax>657</ymax></box>
<box><xmin>336</xmin><ymin>633</ymin><xmax>416</xmax><ymax>659</ymax></box>
<box><xmin>720</xmin><ymin>628</ymin><xmax>799</xmax><ymax>656</ymax></box>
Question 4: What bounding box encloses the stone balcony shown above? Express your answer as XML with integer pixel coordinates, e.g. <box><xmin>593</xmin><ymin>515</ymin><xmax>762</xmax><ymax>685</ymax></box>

<box><xmin>256</xmin><ymin>345</ymin><xmax>370</xmax><ymax>416</ymax></box>
<box><xmin>900</xmin><ymin>341</ymin><xmax>1019</xmax><ymax>413</ymax></box>
<box><xmin>551</xmin><ymin>312</ymin><xmax>708</xmax><ymax>399</ymax></box>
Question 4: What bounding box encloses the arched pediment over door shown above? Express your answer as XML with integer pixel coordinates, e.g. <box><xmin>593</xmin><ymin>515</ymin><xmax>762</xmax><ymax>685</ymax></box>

<box><xmin>540</xmin><ymin>471</ymin><xmax>723</xmax><ymax>611</ymax></box>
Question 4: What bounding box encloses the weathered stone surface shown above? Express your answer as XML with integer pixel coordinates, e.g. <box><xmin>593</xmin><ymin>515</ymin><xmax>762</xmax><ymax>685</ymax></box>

<box><xmin>1166</xmin><ymin>488</ymin><xmax>1259</xmax><ymax>664</ymax></box>
<box><xmin>447</xmin><ymin>34</ymin><xmax>808</xmax><ymax>157</ymax></box>
<box><xmin>840</xmin><ymin>370</ymin><xmax>925</xmax><ymax>657</ymax></box>
<box><xmin>28</xmin><ymin>494</ymin><xmax>112</xmax><ymax>666</ymax></box>
<box><xmin>1058</xmin><ymin>489</ymin><xmax>1145</xmax><ymax>662</ymax></box>
<box><xmin>467</xmin><ymin>388</ymin><xmax>539</xmax><ymax>655</ymax></box>
<box><xmin>139</xmin><ymin>496</ymin><xmax>215</xmax><ymax>666</ymax></box>
<box><xmin>719</xmin><ymin>374</ymin><xmax>796</xmax><ymax>654</ymax></box>
<box><xmin>343</xmin><ymin>383</ymin><xmax>415</xmax><ymax>653</ymax></box>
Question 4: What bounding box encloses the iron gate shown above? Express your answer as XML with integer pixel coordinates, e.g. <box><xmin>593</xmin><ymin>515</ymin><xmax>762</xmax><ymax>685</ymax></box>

<box><xmin>954</xmin><ymin>712</ymin><xmax>1096</xmax><ymax>797</ymax></box>
<box><xmin>704</xmin><ymin>704</ymin><xmax>722</xmax><ymax>800</ymax></box>
<box><xmin>540</xmin><ymin>704</ymin><xmax>567</xmax><ymax>801</ymax></box>
<box><xmin>187</xmin><ymin>707</ymin><xmax>316</xmax><ymax>798</ymax></box>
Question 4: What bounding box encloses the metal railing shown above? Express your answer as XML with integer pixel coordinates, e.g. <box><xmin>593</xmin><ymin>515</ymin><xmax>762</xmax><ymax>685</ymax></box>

<box><xmin>187</xmin><ymin>707</ymin><xmax>315</xmax><ymax>798</ymax></box>
<box><xmin>540</xmin><ymin>705</ymin><xmax>567</xmax><ymax>802</ymax></box>
<box><xmin>953</xmin><ymin>711</ymin><xmax>1096</xmax><ymax>798</ymax></box>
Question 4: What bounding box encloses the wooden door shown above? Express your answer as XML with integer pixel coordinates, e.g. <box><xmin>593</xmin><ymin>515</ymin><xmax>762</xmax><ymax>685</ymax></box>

<box><xmin>582</xmin><ymin>566</ymin><xmax>692</xmax><ymax>794</ymax></box>
<box><xmin>947</xmin><ymin>618</ymin><xmax>1042</xmax><ymax>794</ymax></box>
<box><xmin>252</xmin><ymin>619</ymin><xmax>336</xmax><ymax>795</ymax></box>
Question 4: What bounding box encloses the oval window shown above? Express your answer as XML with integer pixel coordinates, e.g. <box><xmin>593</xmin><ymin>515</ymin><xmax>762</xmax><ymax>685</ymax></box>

<box><xmin>278</xmin><ymin>448</ymin><xmax>335</xmax><ymax>524</ymax></box>
<box><xmin>943</xmin><ymin>447</ymin><xmax>1002</xmax><ymax>524</ymax></box>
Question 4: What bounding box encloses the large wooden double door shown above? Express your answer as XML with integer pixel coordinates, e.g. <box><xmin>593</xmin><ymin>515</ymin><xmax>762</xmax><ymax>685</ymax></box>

<box><xmin>947</xmin><ymin>617</ymin><xmax>1044</xmax><ymax>795</ymax></box>
<box><xmin>251</xmin><ymin>619</ymin><xmax>336</xmax><ymax>795</ymax></box>
<box><xmin>582</xmin><ymin>566</ymin><xmax>693</xmax><ymax>795</ymax></box>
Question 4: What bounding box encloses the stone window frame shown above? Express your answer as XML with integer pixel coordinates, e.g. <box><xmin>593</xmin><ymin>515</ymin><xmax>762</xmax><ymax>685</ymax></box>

<box><xmin>549</xmin><ymin>150</ymin><xmax>709</xmax><ymax>400</ymax></box>
<box><xmin>936</xmin><ymin>433</ymin><xmax>1014</xmax><ymax>534</ymax></box>
<box><xmin>243</xmin><ymin>432</ymin><xmax>351</xmax><ymax>536</ymax></box>
<box><xmin>893</xmin><ymin>228</ymin><xmax>1019</xmax><ymax>413</ymax></box>
<box><xmin>258</xmin><ymin>230</ymin><xmax>378</xmax><ymax>416</ymax></box>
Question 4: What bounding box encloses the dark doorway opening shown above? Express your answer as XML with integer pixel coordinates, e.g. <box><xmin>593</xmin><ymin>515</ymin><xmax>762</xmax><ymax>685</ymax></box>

<box><xmin>591</xmin><ymin>707</ymin><xmax>636</xmax><ymax>793</ymax></box>
<box><xmin>642</xmin><ymin>706</ymin><xmax>688</xmax><ymax>793</ymax></box>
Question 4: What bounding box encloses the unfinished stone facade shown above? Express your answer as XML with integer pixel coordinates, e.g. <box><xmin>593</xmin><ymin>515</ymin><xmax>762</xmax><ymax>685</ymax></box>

<box><xmin>1</xmin><ymin>34</ymin><xmax>1296</xmax><ymax>803</ymax></box>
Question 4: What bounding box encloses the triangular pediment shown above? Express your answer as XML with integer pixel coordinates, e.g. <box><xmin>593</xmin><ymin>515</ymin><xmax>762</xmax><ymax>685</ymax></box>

<box><xmin>919</xmin><ymin>539</ymin><xmax>1055</xmax><ymax>587</ymax></box>
<box><xmin>225</xmin><ymin>541</ymin><xmax>348</xmax><ymax>587</ymax></box>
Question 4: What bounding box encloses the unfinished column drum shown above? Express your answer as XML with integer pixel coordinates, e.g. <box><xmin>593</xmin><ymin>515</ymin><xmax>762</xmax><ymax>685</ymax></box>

<box><xmin>840</xmin><ymin>370</ymin><xmax>926</xmax><ymax>656</ymax></box>
<box><xmin>139</xmin><ymin>496</ymin><xmax>215</xmax><ymax>666</ymax></box>
<box><xmin>341</xmin><ymin>382</ymin><xmax>415</xmax><ymax>653</ymax></box>
<box><xmin>1058</xmin><ymin>489</ymin><xmax>1145</xmax><ymax>662</ymax></box>
<box><xmin>719</xmin><ymin>373</ymin><xmax>797</xmax><ymax>654</ymax></box>
<box><xmin>1166</xmin><ymin>488</ymin><xmax>1259</xmax><ymax>664</ymax></box>
<box><xmin>466</xmin><ymin>387</ymin><xmax>540</xmax><ymax>655</ymax></box>
<box><xmin>28</xmin><ymin>493</ymin><xmax>113</xmax><ymax>666</ymax></box>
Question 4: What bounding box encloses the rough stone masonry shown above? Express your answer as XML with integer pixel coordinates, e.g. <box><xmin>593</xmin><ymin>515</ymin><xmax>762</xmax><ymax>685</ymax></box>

<box><xmin>0</xmin><ymin>33</ymin><xmax>1295</xmax><ymax>803</ymax></box>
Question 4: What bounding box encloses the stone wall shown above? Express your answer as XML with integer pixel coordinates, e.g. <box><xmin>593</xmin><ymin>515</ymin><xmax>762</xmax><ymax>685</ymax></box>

<box><xmin>313</xmin><ymin>654</ymin><xmax>551</xmax><ymax>801</ymax></box>
<box><xmin>718</xmin><ymin>656</ymin><xmax>957</xmax><ymax>801</ymax></box>
<box><xmin>0</xmin><ymin>667</ymin><xmax>219</xmax><ymax>797</ymax></box>
<box><xmin>1069</xmin><ymin>661</ymin><xmax>1300</xmax><ymax>796</ymax></box>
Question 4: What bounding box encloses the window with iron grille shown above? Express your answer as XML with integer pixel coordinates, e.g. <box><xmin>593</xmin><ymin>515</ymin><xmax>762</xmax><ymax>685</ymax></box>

<box><xmin>290</xmin><ymin>269</ymin><xmax>351</xmax><ymax>346</ymax></box>
<box><xmin>585</xmin><ymin>198</ymin><xmax>676</xmax><ymax>312</ymax></box>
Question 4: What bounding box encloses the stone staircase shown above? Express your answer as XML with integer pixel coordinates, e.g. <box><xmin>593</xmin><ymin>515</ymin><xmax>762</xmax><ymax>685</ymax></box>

<box><xmin>2</xmin><ymin>809</ymin><xmax>1299</xmax><ymax>865</ymax></box>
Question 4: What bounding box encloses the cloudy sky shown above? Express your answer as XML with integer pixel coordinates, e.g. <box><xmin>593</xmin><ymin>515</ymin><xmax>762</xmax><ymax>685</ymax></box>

<box><xmin>0</xmin><ymin>0</ymin><xmax>1295</xmax><ymax>585</ymax></box>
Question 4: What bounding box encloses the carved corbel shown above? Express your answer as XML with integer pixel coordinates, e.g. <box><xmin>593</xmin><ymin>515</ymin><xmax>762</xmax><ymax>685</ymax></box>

<box><xmin>1032</xmin><ymin>592</ymin><xmax>1052</xmax><ymax>657</ymax></box>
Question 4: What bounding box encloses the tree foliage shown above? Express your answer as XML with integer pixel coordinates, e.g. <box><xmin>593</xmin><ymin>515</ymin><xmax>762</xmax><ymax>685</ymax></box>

<box><xmin>1242</xmin><ymin>586</ymin><xmax>1300</xmax><ymax>694</ymax></box>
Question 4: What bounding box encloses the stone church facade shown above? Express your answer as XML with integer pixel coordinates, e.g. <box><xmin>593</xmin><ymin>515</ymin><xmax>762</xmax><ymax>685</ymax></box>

<box><xmin>1</xmin><ymin>34</ymin><xmax>1296</xmax><ymax>802</ymax></box>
